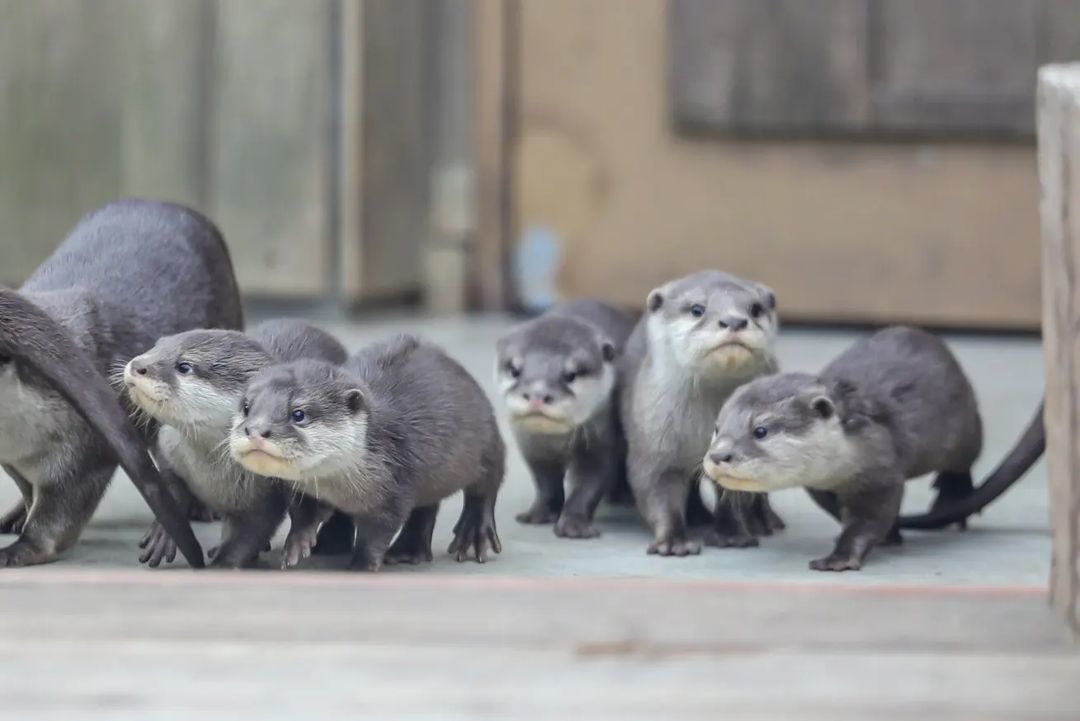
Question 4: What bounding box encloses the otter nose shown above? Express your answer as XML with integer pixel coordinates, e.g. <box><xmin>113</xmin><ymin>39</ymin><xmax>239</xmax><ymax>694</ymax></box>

<box><xmin>130</xmin><ymin>359</ymin><xmax>148</xmax><ymax>376</ymax></box>
<box><xmin>244</xmin><ymin>424</ymin><xmax>272</xmax><ymax>440</ymax></box>
<box><xmin>721</xmin><ymin>316</ymin><xmax>748</xmax><ymax>331</ymax></box>
<box><xmin>710</xmin><ymin>451</ymin><xmax>734</xmax><ymax>465</ymax></box>
<box><xmin>522</xmin><ymin>391</ymin><xmax>554</xmax><ymax>406</ymax></box>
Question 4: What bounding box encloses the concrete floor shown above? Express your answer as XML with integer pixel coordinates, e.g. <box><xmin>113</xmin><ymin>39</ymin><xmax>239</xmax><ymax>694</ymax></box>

<box><xmin>0</xmin><ymin>313</ymin><xmax>1070</xmax><ymax>719</ymax></box>
<box><xmin>2</xmin><ymin>313</ymin><xmax>1049</xmax><ymax>587</ymax></box>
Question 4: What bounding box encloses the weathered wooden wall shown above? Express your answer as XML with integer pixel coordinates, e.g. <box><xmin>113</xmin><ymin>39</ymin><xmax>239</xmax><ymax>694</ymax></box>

<box><xmin>0</xmin><ymin>0</ymin><xmax>431</xmax><ymax>303</ymax></box>
<box><xmin>491</xmin><ymin>0</ymin><xmax>1043</xmax><ymax>328</ymax></box>
<box><xmin>1037</xmin><ymin>63</ymin><xmax>1080</xmax><ymax>636</ymax></box>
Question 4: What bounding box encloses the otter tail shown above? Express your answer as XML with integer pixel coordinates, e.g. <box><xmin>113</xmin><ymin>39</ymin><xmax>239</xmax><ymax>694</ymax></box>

<box><xmin>897</xmin><ymin>401</ymin><xmax>1044</xmax><ymax>530</ymax></box>
<box><xmin>0</xmin><ymin>289</ymin><xmax>205</xmax><ymax>567</ymax></box>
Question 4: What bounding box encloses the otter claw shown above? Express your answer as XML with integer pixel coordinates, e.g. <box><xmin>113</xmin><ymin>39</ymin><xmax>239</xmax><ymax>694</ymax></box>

<box><xmin>646</xmin><ymin>537</ymin><xmax>701</xmax><ymax>556</ymax></box>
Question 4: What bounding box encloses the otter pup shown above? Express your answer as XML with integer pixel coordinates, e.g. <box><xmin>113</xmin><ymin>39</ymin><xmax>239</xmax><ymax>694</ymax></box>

<box><xmin>620</xmin><ymin>270</ymin><xmax>783</xmax><ymax>556</ymax></box>
<box><xmin>229</xmin><ymin>335</ymin><xmax>505</xmax><ymax>571</ymax></box>
<box><xmin>703</xmin><ymin>326</ymin><xmax>983</xmax><ymax>571</ymax></box>
<box><xmin>124</xmin><ymin>319</ymin><xmax>347</xmax><ymax>568</ymax></box>
<box><xmin>495</xmin><ymin>300</ymin><xmax>634</xmax><ymax>539</ymax></box>
<box><xmin>0</xmin><ymin>199</ymin><xmax>242</xmax><ymax>567</ymax></box>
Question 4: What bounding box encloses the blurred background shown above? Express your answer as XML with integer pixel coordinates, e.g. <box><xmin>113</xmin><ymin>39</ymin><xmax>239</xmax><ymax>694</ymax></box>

<box><xmin>0</xmin><ymin>0</ymin><xmax>1071</xmax><ymax>328</ymax></box>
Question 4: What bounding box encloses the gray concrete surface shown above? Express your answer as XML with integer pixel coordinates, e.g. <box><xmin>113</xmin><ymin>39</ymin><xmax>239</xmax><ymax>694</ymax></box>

<box><xmin>0</xmin><ymin>314</ymin><xmax>1050</xmax><ymax>587</ymax></box>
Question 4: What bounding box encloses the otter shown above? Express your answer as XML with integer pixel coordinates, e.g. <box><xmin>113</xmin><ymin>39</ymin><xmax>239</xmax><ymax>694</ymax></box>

<box><xmin>0</xmin><ymin>199</ymin><xmax>241</xmax><ymax>567</ymax></box>
<box><xmin>620</xmin><ymin>270</ymin><xmax>784</xmax><ymax>557</ymax></box>
<box><xmin>896</xmin><ymin>401</ymin><xmax>1044</xmax><ymax>530</ymax></box>
<box><xmin>124</xmin><ymin>319</ymin><xmax>347</xmax><ymax>568</ymax></box>
<box><xmin>495</xmin><ymin>300</ymin><xmax>635</xmax><ymax>539</ymax></box>
<box><xmin>702</xmin><ymin>326</ymin><xmax>983</xmax><ymax>571</ymax></box>
<box><xmin>229</xmin><ymin>335</ymin><xmax>505</xmax><ymax>571</ymax></box>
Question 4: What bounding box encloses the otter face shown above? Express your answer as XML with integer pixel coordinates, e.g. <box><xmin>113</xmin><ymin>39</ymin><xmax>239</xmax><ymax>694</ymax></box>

<box><xmin>645</xmin><ymin>270</ymin><xmax>777</xmax><ymax>382</ymax></box>
<box><xmin>124</xmin><ymin>330</ymin><xmax>270</xmax><ymax>429</ymax></box>
<box><xmin>495</xmin><ymin>316</ymin><xmax>616</xmax><ymax>435</ymax></box>
<box><xmin>702</xmin><ymin>374</ymin><xmax>856</xmax><ymax>493</ymax></box>
<box><xmin>229</xmin><ymin>360</ymin><xmax>367</xmax><ymax>483</ymax></box>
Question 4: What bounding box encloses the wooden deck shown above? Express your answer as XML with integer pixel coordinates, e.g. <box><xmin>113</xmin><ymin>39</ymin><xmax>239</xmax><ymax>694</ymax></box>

<box><xmin>1</xmin><ymin>569</ymin><xmax>1075</xmax><ymax>720</ymax></box>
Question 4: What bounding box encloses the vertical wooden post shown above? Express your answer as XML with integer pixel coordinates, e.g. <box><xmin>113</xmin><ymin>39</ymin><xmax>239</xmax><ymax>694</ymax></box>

<box><xmin>471</xmin><ymin>0</ymin><xmax>516</xmax><ymax>310</ymax></box>
<box><xmin>1037</xmin><ymin>63</ymin><xmax>1080</xmax><ymax>636</ymax></box>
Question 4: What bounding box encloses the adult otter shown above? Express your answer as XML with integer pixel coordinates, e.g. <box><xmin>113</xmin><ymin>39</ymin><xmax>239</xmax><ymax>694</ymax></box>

<box><xmin>0</xmin><ymin>199</ymin><xmax>241</xmax><ymax>567</ymax></box>
<box><xmin>703</xmin><ymin>326</ymin><xmax>983</xmax><ymax>571</ymax></box>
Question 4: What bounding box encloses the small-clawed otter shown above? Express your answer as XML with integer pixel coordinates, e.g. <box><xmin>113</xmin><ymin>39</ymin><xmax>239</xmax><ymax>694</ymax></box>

<box><xmin>123</xmin><ymin>319</ymin><xmax>347</xmax><ymax>568</ymax></box>
<box><xmin>229</xmin><ymin>335</ymin><xmax>505</xmax><ymax>571</ymax></box>
<box><xmin>495</xmin><ymin>300</ymin><xmax>635</xmax><ymax>539</ymax></box>
<box><xmin>620</xmin><ymin>270</ymin><xmax>784</xmax><ymax>556</ymax></box>
<box><xmin>0</xmin><ymin>199</ymin><xmax>242</xmax><ymax>567</ymax></box>
<box><xmin>703</xmin><ymin>326</ymin><xmax>983</xmax><ymax>571</ymax></box>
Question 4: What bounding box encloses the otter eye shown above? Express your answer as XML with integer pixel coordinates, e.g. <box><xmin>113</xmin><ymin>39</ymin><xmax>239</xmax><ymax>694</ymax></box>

<box><xmin>563</xmin><ymin>370</ymin><xmax>577</xmax><ymax>384</ymax></box>
<box><xmin>753</xmin><ymin>426</ymin><xmax>768</xmax><ymax>440</ymax></box>
<box><xmin>750</xmin><ymin>303</ymin><xmax>764</xmax><ymax>319</ymax></box>
<box><xmin>507</xmin><ymin>361</ymin><xmax>521</xmax><ymax>379</ymax></box>
<box><xmin>176</xmin><ymin>362</ymin><xmax>193</xmax><ymax>375</ymax></box>
<box><xmin>689</xmin><ymin>304</ymin><xmax>705</xmax><ymax>318</ymax></box>
<box><xmin>291</xmin><ymin>409</ymin><xmax>307</xmax><ymax>423</ymax></box>
<box><xmin>241</xmin><ymin>401</ymin><xmax>250</xmax><ymax>417</ymax></box>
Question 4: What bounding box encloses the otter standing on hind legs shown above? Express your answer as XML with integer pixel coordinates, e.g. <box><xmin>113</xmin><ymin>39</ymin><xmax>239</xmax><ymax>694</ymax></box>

<box><xmin>495</xmin><ymin>300</ymin><xmax>635</xmax><ymax>539</ymax></box>
<box><xmin>703</xmin><ymin>326</ymin><xmax>983</xmax><ymax>571</ymax></box>
<box><xmin>0</xmin><ymin>199</ymin><xmax>242</xmax><ymax>567</ymax></box>
<box><xmin>620</xmin><ymin>270</ymin><xmax>785</xmax><ymax>557</ymax></box>
<box><xmin>230</xmin><ymin>335</ymin><xmax>505</xmax><ymax>571</ymax></box>
<box><xmin>122</xmin><ymin>319</ymin><xmax>347</xmax><ymax>568</ymax></box>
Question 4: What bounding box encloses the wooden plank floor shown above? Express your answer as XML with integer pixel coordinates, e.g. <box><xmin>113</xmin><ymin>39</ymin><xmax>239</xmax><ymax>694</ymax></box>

<box><xmin>1</xmin><ymin>569</ymin><xmax>1075</xmax><ymax>720</ymax></box>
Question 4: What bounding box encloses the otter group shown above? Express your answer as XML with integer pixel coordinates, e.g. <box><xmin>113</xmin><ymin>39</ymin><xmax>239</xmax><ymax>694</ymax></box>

<box><xmin>0</xmin><ymin>200</ymin><xmax>1043</xmax><ymax>572</ymax></box>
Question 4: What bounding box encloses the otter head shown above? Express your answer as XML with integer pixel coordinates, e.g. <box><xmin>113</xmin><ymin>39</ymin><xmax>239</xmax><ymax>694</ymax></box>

<box><xmin>229</xmin><ymin>360</ymin><xmax>367</xmax><ymax>483</ymax></box>
<box><xmin>124</xmin><ymin>330</ymin><xmax>271</xmax><ymax>430</ymax></box>
<box><xmin>495</xmin><ymin>315</ymin><xmax>617</xmax><ymax>435</ymax></box>
<box><xmin>645</xmin><ymin>270</ymin><xmax>777</xmax><ymax>383</ymax></box>
<box><xmin>702</xmin><ymin>373</ymin><xmax>859</xmax><ymax>493</ymax></box>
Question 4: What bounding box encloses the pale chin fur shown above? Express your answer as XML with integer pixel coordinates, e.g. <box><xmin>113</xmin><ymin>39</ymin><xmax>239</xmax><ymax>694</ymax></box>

<box><xmin>230</xmin><ymin>435</ymin><xmax>302</xmax><ymax>480</ymax></box>
<box><xmin>706</xmin><ymin>416</ymin><xmax>857</xmax><ymax>493</ymax></box>
<box><xmin>647</xmin><ymin>314</ymin><xmax>773</xmax><ymax>380</ymax></box>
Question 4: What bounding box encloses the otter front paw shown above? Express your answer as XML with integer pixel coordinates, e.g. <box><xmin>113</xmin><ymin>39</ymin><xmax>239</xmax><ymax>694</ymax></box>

<box><xmin>553</xmin><ymin>514</ymin><xmax>600</xmax><ymax>539</ymax></box>
<box><xmin>0</xmin><ymin>538</ymin><xmax>56</xmax><ymax>567</ymax></box>
<box><xmin>449</xmin><ymin>510</ymin><xmax>502</xmax><ymax>563</ymax></box>
<box><xmin>384</xmin><ymin>535</ymin><xmax>434</xmax><ymax>566</ymax></box>
<box><xmin>702</xmin><ymin>529</ymin><xmax>759</xmax><ymax>549</ymax></box>
<box><xmin>515</xmin><ymin>505</ymin><xmax>560</xmax><ymax>525</ymax></box>
<box><xmin>282</xmin><ymin>525</ymin><xmax>320</xmax><ymax>569</ymax></box>
<box><xmin>138</xmin><ymin>521</ymin><xmax>180</xmax><ymax>568</ymax></box>
<box><xmin>809</xmin><ymin>553</ymin><xmax>863</xmax><ymax>572</ymax></box>
<box><xmin>646</xmin><ymin>535</ymin><xmax>701</xmax><ymax>557</ymax></box>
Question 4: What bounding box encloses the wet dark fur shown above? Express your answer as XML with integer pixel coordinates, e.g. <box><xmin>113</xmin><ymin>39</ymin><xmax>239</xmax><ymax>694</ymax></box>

<box><xmin>497</xmin><ymin>300</ymin><xmax>634</xmax><ymax>539</ymax></box>
<box><xmin>0</xmin><ymin>199</ymin><xmax>242</xmax><ymax>567</ymax></box>
<box><xmin>240</xmin><ymin>335</ymin><xmax>505</xmax><ymax>571</ymax></box>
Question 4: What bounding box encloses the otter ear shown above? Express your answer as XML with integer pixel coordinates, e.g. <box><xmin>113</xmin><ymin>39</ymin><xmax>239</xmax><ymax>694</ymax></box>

<box><xmin>601</xmin><ymin>340</ymin><xmax>616</xmax><ymax>363</ymax></box>
<box><xmin>345</xmin><ymin>389</ymin><xmax>364</xmax><ymax>414</ymax></box>
<box><xmin>647</xmin><ymin>289</ymin><xmax>664</xmax><ymax>312</ymax></box>
<box><xmin>756</xmin><ymin>283</ymin><xmax>777</xmax><ymax>311</ymax></box>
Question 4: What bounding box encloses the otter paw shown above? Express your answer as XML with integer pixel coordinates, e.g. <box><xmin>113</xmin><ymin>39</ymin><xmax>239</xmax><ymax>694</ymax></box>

<box><xmin>449</xmin><ymin>516</ymin><xmax>502</xmax><ymax>563</ymax></box>
<box><xmin>515</xmin><ymin>506</ymin><xmax>560</xmax><ymax>525</ymax></box>
<box><xmin>809</xmin><ymin>554</ymin><xmax>863</xmax><ymax>572</ymax></box>
<box><xmin>0</xmin><ymin>503</ymin><xmax>28</xmax><ymax>535</ymax></box>
<box><xmin>702</xmin><ymin>530</ymin><xmax>760</xmax><ymax>549</ymax></box>
<box><xmin>384</xmin><ymin>536</ymin><xmax>434</xmax><ymax>566</ymax></box>
<box><xmin>282</xmin><ymin>526</ymin><xmax>320</xmax><ymax>569</ymax></box>
<box><xmin>646</xmin><ymin>537</ymin><xmax>702</xmax><ymax>557</ymax></box>
<box><xmin>553</xmin><ymin>515</ymin><xmax>600</xmax><ymax>539</ymax></box>
<box><xmin>0</xmin><ymin>538</ymin><xmax>55</xmax><ymax>567</ymax></box>
<box><xmin>348</xmin><ymin>552</ymin><xmax>383</xmax><ymax>572</ymax></box>
<box><xmin>765</xmin><ymin>506</ymin><xmax>786</xmax><ymax>533</ymax></box>
<box><xmin>138</xmin><ymin>522</ymin><xmax>179</xmax><ymax>568</ymax></box>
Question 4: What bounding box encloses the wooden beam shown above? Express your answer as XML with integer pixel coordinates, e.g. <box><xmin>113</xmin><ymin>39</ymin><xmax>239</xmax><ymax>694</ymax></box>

<box><xmin>1037</xmin><ymin>62</ymin><xmax>1080</xmax><ymax>636</ymax></box>
<box><xmin>471</xmin><ymin>0</ymin><xmax>517</xmax><ymax>310</ymax></box>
